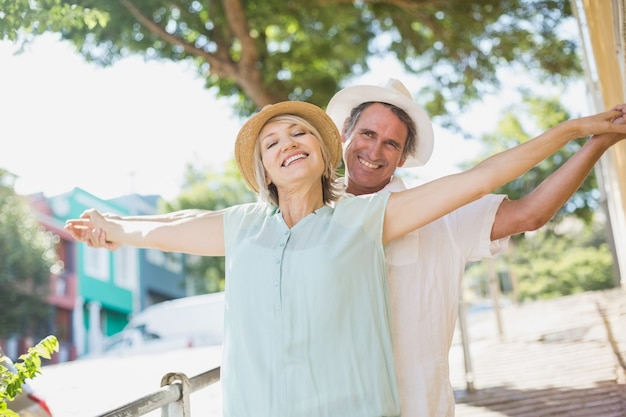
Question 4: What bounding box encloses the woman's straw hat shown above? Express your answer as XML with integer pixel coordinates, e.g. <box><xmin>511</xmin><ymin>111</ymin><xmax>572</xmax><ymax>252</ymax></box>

<box><xmin>235</xmin><ymin>101</ymin><xmax>343</xmax><ymax>192</ymax></box>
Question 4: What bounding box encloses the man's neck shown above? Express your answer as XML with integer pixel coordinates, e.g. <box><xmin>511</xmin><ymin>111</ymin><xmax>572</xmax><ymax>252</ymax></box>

<box><xmin>344</xmin><ymin>176</ymin><xmax>397</xmax><ymax>196</ymax></box>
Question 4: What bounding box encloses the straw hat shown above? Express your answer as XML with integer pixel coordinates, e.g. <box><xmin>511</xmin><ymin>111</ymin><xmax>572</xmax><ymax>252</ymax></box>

<box><xmin>326</xmin><ymin>78</ymin><xmax>434</xmax><ymax>167</ymax></box>
<box><xmin>235</xmin><ymin>101</ymin><xmax>343</xmax><ymax>193</ymax></box>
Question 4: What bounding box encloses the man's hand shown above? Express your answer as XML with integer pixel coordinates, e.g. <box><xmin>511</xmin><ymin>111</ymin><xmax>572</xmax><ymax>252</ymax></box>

<box><xmin>579</xmin><ymin>103</ymin><xmax>626</xmax><ymax>136</ymax></box>
<box><xmin>589</xmin><ymin>104</ymin><xmax>626</xmax><ymax>146</ymax></box>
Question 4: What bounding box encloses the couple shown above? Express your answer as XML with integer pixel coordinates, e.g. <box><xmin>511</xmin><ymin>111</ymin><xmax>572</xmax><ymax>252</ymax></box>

<box><xmin>65</xmin><ymin>80</ymin><xmax>626</xmax><ymax>417</ymax></box>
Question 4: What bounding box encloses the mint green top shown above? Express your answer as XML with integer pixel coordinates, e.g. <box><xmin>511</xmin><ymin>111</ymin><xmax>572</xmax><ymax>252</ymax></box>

<box><xmin>222</xmin><ymin>193</ymin><xmax>398</xmax><ymax>417</ymax></box>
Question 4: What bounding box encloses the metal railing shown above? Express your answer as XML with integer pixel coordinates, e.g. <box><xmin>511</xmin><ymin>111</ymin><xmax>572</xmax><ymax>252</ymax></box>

<box><xmin>97</xmin><ymin>366</ymin><xmax>220</xmax><ymax>417</ymax></box>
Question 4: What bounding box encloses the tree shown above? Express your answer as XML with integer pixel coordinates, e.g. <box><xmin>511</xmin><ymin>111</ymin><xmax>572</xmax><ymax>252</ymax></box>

<box><xmin>0</xmin><ymin>0</ymin><xmax>108</xmax><ymax>42</ymax></box>
<box><xmin>465</xmin><ymin>221</ymin><xmax>615</xmax><ymax>302</ymax></box>
<box><xmin>0</xmin><ymin>170</ymin><xmax>59</xmax><ymax>339</ymax></box>
<box><xmin>464</xmin><ymin>95</ymin><xmax>599</xmax><ymax>229</ymax></box>
<box><xmin>2</xmin><ymin>0</ymin><xmax>581</xmax><ymax>128</ymax></box>
<box><xmin>462</xmin><ymin>96</ymin><xmax>617</xmax><ymax>301</ymax></box>
<box><xmin>510</xmin><ymin>222</ymin><xmax>615</xmax><ymax>300</ymax></box>
<box><xmin>159</xmin><ymin>161</ymin><xmax>256</xmax><ymax>292</ymax></box>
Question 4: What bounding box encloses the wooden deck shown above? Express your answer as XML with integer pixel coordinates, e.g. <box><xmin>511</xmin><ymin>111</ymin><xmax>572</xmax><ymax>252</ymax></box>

<box><xmin>451</xmin><ymin>289</ymin><xmax>626</xmax><ymax>417</ymax></box>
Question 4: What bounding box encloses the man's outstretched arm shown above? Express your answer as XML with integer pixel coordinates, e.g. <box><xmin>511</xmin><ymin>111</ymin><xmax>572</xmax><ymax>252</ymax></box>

<box><xmin>102</xmin><ymin>208</ymin><xmax>211</xmax><ymax>222</ymax></box>
<box><xmin>491</xmin><ymin>122</ymin><xmax>626</xmax><ymax>240</ymax></box>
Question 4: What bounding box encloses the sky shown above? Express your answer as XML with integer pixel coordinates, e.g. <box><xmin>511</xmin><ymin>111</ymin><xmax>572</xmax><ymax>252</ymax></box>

<box><xmin>1</xmin><ymin>34</ymin><xmax>242</xmax><ymax>200</ymax></box>
<box><xmin>0</xmin><ymin>34</ymin><xmax>584</xmax><ymax>201</ymax></box>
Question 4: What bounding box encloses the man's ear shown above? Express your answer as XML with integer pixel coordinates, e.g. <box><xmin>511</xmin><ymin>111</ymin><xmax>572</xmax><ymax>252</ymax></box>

<box><xmin>397</xmin><ymin>157</ymin><xmax>407</xmax><ymax>168</ymax></box>
<box><xmin>341</xmin><ymin>119</ymin><xmax>349</xmax><ymax>143</ymax></box>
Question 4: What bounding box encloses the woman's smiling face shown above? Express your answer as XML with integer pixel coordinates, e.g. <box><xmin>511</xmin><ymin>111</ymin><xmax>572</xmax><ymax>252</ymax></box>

<box><xmin>259</xmin><ymin>119</ymin><xmax>325</xmax><ymax>188</ymax></box>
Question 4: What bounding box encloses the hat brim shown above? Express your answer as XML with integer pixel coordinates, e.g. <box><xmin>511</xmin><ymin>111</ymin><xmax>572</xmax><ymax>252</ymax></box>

<box><xmin>235</xmin><ymin>101</ymin><xmax>343</xmax><ymax>193</ymax></box>
<box><xmin>326</xmin><ymin>85</ymin><xmax>434</xmax><ymax>167</ymax></box>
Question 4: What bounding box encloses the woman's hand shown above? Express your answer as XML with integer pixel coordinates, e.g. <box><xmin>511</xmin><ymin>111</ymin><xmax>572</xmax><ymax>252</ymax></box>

<box><xmin>64</xmin><ymin>209</ymin><xmax>120</xmax><ymax>250</ymax></box>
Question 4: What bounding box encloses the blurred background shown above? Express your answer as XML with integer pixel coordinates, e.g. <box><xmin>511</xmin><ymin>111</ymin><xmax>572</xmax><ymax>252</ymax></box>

<box><xmin>0</xmin><ymin>1</ymin><xmax>624</xmax><ymax>416</ymax></box>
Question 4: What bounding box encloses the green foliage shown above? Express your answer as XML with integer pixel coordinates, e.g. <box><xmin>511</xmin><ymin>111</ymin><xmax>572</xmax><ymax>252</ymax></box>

<box><xmin>4</xmin><ymin>0</ymin><xmax>581</xmax><ymax>127</ymax></box>
<box><xmin>371</xmin><ymin>0</ymin><xmax>581</xmax><ymax>128</ymax></box>
<box><xmin>462</xmin><ymin>96</ymin><xmax>615</xmax><ymax>301</ymax></box>
<box><xmin>465</xmin><ymin>220</ymin><xmax>615</xmax><ymax>301</ymax></box>
<box><xmin>466</xmin><ymin>95</ymin><xmax>599</xmax><ymax>228</ymax></box>
<box><xmin>0</xmin><ymin>170</ymin><xmax>59</xmax><ymax>337</ymax></box>
<box><xmin>509</xmin><ymin>223</ymin><xmax>615</xmax><ymax>300</ymax></box>
<box><xmin>0</xmin><ymin>0</ymin><xmax>109</xmax><ymax>43</ymax></box>
<box><xmin>0</xmin><ymin>335</ymin><xmax>58</xmax><ymax>416</ymax></box>
<box><xmin>160</xmin><ymin>161</ymin><xmax>256</xmax><ymax>292</ymax></box>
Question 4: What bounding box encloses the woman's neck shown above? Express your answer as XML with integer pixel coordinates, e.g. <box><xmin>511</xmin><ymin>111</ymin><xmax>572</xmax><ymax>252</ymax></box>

<box><xmin>277</xmin><ymin>184</ymin><xmax>324</xmax><ymax>228</ymax></box>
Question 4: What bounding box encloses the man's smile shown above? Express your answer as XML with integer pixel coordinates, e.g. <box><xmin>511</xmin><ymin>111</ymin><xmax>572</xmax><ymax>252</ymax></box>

<box><xmin>358</xmin><ymin>156</ymin><xmax>381</xmax><ymax>169</ymax></box>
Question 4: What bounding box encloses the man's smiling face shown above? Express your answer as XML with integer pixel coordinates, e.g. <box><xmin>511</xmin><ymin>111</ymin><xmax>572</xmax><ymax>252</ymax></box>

<box><xmin>342</xmin><ymin>103</ymin><xmax>408</xmax><ymax>195</ymax></box>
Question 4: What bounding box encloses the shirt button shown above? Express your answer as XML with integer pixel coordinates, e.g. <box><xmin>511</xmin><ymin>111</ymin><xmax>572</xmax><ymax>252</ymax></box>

<box><xmin>275</xmin><ymin>259</ymin><xmax>281</xmax><ymax>264</ymax></box>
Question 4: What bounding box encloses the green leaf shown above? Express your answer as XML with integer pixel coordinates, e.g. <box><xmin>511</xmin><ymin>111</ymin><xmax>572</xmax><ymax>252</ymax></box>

<box><xmin>0</xmin><ymin>335</ymin><xmax>58</xmax><ymax>412</ymax></box>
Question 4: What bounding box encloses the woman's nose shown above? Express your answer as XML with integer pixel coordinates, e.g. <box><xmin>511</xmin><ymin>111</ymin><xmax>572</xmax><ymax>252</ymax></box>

<box><xmin>281</xmin><ymin>139</ymin><xmax>297</xmax><ymax>152</ymax></box>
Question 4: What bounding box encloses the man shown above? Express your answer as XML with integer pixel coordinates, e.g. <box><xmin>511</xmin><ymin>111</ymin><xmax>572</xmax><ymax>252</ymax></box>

<box><xmin>325</xmin><ymin>79</ymin><xmax>626</xmax><ymax>416</ymax></box>
<box><xmin>87</xmin><ymin>79</ymin><xmax>626</xmax><ymax>416</ymax></box>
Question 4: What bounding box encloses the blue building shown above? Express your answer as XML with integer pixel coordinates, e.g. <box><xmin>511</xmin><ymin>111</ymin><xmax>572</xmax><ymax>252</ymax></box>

<box><xmin>108</xmin><ymin>193</ymin><xmax>189</xmax><ymax>309</ymax></box>
<box><xmin>40</xmin><ymin>188</ymin><xmax>189</xmax><ymax>357</ymax></box>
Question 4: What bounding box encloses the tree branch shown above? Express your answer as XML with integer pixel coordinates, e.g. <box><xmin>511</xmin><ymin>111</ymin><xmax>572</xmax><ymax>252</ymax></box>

<box><xmin>222</xmin><ymin>0</ymin><xmax>275</xmax><ymax>105</ymax></box>
<box><xmin>119</xmin><ymin>0</ymin><xmax>277</xmax><ymax>106</ymax></box>
<box><xmin>118</xmin><ymin>0</ymin><xmax>235</xmax><ymax>76</ymax></box>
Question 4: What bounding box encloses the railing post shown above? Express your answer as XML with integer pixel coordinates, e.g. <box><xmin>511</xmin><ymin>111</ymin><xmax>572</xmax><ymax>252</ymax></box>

<box><xmin>161</xmin><ymin>372</ymin><xmax>191</xmax><ymax>417</ymax></box>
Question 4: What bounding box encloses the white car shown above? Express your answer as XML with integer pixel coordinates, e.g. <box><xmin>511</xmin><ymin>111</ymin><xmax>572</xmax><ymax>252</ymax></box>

<box><xmin>101</xmin><ymin>292</ymin><xmax>225</xmax><ymax>357</ymax></box>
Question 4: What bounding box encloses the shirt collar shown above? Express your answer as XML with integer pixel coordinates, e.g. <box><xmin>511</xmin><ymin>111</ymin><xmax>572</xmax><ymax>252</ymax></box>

<box><xmin>338</xmin><ymin>175</ymin><xmax>407</xmax><ymax>197</ymax></box>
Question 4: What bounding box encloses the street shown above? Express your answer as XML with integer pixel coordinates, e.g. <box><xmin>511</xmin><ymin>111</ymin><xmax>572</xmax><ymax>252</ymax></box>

<box><xmin>30</xmin><ymin>290</ymin><xmax>625</xmax><ymax>417</ymax></box>
<box><xmin>30</xmin><ymin>345</ymin><xmax>224</xmax><ymax>417</ymax></box>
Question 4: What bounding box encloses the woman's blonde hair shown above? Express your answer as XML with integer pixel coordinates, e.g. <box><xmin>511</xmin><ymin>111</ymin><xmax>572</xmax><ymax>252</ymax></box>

<box><xmin>253</xmin><ymin>115</ymin><xmax>341</xmax><ymax>206</ymax></box>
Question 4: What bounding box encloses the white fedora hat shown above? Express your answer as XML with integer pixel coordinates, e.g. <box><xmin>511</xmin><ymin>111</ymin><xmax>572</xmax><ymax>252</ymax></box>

<box><xmin>325</xmin><ymin>78</ymin><xmax>434</xmax><ymax>167</ymax></box>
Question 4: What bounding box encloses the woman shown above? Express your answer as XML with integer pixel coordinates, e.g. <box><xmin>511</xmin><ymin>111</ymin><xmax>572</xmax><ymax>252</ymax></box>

<box><xmin>65</xmin><ymin>101</ymin><xmax>626</xmax><ymax>417</ymax></box>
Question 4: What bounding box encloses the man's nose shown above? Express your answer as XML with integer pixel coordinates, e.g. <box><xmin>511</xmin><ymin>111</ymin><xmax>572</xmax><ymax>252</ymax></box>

<box><xmin>369</xmin><ymin>141</ymin><xmax>384</xmax><ymax>159</ymax></box>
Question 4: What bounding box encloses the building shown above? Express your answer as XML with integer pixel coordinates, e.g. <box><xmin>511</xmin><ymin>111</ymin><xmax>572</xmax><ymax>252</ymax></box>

<box><xmin>573</xmin><ymin>0</ymin><xmax>626</xmax><ymax>287</ymax></box>
<box><xmin>34</xmin><ymin>188</ymin><xmax>190</xmax><ymax>359</ymax></box>
<box><xmin>108</xmin><ymin>194</ymin><xmax>189</xmax><ymax>310</ymax></box>
<box><xmin>30</xmin><ymin>192</ymin><xmax>79</xmax><ymax>363</ymax></box>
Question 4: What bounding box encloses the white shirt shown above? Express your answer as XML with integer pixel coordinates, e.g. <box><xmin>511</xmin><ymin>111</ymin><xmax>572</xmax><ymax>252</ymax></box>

<box><xmin>371</xmin><ymin>177</ymin><xmax>509</xmax><ymax>417</ymax></box>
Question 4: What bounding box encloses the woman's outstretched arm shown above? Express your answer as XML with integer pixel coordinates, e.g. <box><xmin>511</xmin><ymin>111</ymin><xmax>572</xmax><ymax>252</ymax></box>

<box><xmin>65</xmin><ymin>208</ymin><xmax>226</xmax><ymax>256</ymax></box>
<box><xmin>84</xmin><ymin>209</ymin><xmax>215</xmax><ymax>251</ymax></box>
